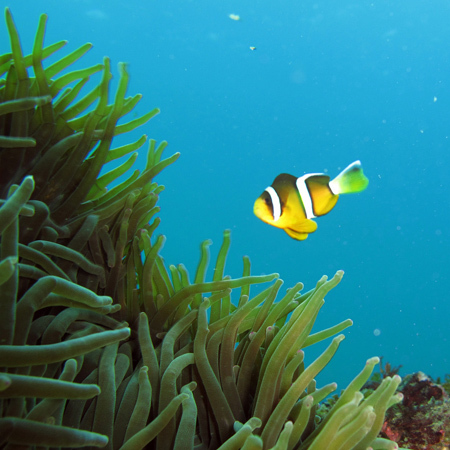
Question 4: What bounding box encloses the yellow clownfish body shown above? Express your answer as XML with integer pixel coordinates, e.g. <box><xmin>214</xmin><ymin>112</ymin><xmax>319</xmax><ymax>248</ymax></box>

<box><xmin>253</xmin><ymin>160</ymin><xmax>369</xmax><ymax>241</ymax></box>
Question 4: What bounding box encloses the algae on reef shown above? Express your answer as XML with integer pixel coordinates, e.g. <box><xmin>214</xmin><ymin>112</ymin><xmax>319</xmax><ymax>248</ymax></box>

<box><xmin>0</xmin><ymin>8</ymin><xmax>405</xmax><ymax>449</ymax></box>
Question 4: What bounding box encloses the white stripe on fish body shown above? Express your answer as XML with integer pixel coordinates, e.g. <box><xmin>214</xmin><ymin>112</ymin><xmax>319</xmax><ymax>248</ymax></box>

<box><xmin>328</xmin><ymin>179</ymin><xmax>339</xmax><ymax>195</ymax></box>
<box><xmin>296</xmin><ymin>174</ymin><xmax>320</xmax><ymax>219</ymax></box>
<box><xmin>265</xmin><ymin>186</ymin><xmax>281</xmax><ymax>221</ymax></box>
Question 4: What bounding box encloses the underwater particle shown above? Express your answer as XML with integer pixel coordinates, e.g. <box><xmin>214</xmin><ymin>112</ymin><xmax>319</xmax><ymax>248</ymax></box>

<box><xmin>434</xmin><ymin>96</ymin><xmax>438</xmax><ymax>102</ymax></box>
<box><xmin>85</xmin><ymin>9</ymin><xmax>108</xmax><ymax>20</ymax></box>
<box><xmin>373</xmin><ymin>328</ymin><xmax>381</xmax><ymax>336</ymax></box>
<box><xmin>250</xmin><ymin>46</ymin><xmax>256</xmax><ymax>51</ymax></box>
<box><xmin>229</xmin><ymin>14</ymin><xmax>241</xmax><ymax>21</ymax></box>
<box><xmin>291</xmin><ymin>69</ymin><xmax>306</xmax><ymax>84</ymax></box>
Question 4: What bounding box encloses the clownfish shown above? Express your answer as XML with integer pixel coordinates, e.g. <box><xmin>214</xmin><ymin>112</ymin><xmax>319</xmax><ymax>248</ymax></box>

<box><xmin>253</xmin><ymin>160</ymin><xmax>369</xmax><ymax>241</ymax></box>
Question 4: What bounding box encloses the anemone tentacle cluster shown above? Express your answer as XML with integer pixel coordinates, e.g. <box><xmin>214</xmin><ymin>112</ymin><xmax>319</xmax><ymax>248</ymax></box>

<box><xmin>0</xmin><ymin>8</ymin><xmax>405</xmax><ymax>450</ymax></box>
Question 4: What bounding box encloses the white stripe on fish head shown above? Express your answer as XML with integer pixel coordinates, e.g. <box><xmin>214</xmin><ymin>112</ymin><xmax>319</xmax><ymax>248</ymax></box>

<box><xmin>264</xmin><ymin>186</ymin><xmax>281</xmax><ymax>221</ymax></box>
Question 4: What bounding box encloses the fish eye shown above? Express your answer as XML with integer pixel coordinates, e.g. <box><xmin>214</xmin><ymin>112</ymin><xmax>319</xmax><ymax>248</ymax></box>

<box><xmin>264</xmin><ymin>197</ymin><xmax>271</xmax><ymax>206</ymax></box>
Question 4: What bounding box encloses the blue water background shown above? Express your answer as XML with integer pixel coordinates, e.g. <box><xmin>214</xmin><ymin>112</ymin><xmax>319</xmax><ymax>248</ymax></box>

<box><xmin>3</xmin><ymin>0</ymin><xmax>449</xmax><ymax>389</ymax></box>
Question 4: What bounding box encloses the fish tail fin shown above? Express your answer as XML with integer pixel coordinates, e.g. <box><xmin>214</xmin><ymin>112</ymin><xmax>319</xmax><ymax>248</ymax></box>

<box><xmin>329</xmin><ymin>160</ymin><xmax>369</xmax><ymax>195</ymax></box>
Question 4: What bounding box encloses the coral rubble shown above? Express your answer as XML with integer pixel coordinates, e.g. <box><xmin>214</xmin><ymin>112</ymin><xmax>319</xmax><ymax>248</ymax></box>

<box><xmin>381</xmin><ymin>372</ymin><xmax>450</xmax><ymax>450</ymax></box>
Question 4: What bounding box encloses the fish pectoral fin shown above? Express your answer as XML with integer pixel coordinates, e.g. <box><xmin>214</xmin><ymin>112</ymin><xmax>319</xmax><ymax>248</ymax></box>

<box><xmin>284</xmin><ymin>219</ymin><xmax>318</xmax><ymax>241</ymax></box>
<box><xmin>284</xmin><ymin>228</ymin><xmax>309</xmax><ymax>240</ymax></box>
<box><xmin>291</xmin><ymin>218</ymin><xmax>318</xmax><ymax>234</ymax></box>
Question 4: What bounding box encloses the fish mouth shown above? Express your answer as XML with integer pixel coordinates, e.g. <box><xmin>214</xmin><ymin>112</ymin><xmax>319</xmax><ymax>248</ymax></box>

<box><xmin>253</xmin><ymin>200</ymin><xmax>266</xmax><ymax>221</ymax></box>
<box><xmin>254</xmin><ymin>199</ymin><xmax>276</xmax><ymax>225</ymax></box>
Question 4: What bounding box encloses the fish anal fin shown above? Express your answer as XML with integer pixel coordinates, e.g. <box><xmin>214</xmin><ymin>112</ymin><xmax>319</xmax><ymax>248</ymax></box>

<box><xmin>285</xmin><ymin>228</ymin><xmax>309</xmax><ymax>240</ymax></box>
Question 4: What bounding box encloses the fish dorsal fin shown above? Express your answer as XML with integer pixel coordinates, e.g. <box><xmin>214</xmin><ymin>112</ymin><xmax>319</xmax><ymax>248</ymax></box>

<box><xmin>272</xmin><ymin>174</ymin><xmax>298</xmax><ymax>200</ymax></box>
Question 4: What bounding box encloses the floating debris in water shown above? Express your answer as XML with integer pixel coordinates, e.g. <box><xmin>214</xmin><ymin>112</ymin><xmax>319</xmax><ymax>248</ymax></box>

<box><xmin>229</xmin><ymin>13</ymin><xmax>240</xmax><ymax>21</ymax></box>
